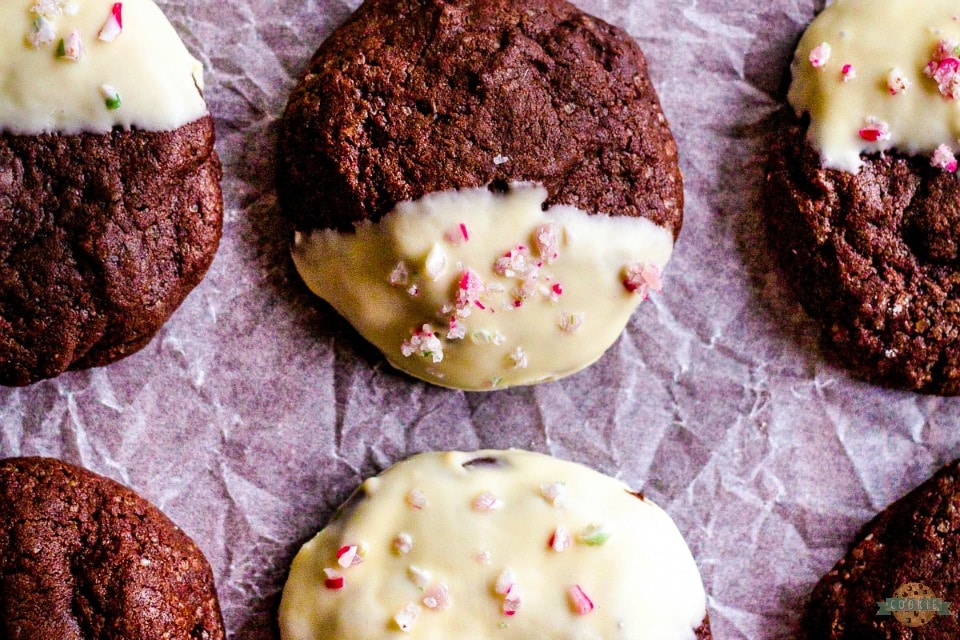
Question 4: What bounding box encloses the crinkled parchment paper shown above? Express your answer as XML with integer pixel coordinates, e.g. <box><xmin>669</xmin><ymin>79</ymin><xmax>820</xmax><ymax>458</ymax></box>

<box><xmin>3</xmin><ymin>0</ymin><xmax>960</xmax><ymax>638</ymax></box>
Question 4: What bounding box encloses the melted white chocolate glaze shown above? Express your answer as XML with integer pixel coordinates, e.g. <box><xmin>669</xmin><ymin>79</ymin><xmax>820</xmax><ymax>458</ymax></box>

<box><xmin>789</xmin><ymin>0</ymin><xmax>960</xmax><ymax>172</ymax></box>
<box><xmin>0</xmin><ymin>0</ymin><xmax>207</xmax><ymax>134</ymax></box>
<box><xmin>280</xmin><ymin>450</ymin><xmax>707</xmax><ymax>640</ymax></box>
<box><xmin>292</xmin><ymin>184</ymin><xmax>674</xmax><ymax>391</ymax></box>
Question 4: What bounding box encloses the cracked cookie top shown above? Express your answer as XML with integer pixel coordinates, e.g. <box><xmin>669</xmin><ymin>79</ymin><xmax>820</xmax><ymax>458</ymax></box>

<box><xmin>0</xmin><ymin>457</ymin><xmax>225</xmax><ymax>640</ymax></box>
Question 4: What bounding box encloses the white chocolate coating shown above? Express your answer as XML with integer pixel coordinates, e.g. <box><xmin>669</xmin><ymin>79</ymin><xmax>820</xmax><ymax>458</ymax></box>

<box><xmin>788</xmin><ymin>0</ymin><xmax>960</xmax><ymax>172</ymax></box>
<box><xmin>279</xmin><ymin>450</ymin><xmax>707</xmax><ymax>640</ymax></box>
<box><xmin>292</xmin><ymin>184</ymin><xmax>674</xmax><ymax>391</ymax></box>
<box><xmin>0</xmin><ymin>0</ymin><xmax>207</xmax><ymax>134</ymax></box>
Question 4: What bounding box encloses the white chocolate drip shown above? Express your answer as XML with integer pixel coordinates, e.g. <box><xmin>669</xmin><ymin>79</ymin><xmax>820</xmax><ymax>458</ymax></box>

<box><xmin>279</xmin><ymin>450</ymin><xmax>707</xmax><ymax>640</ymax></box>
<box><xmin>788</xmin><ymin>0</ymin><xmax>960</xmax><ymax>172</ymax></box>
<box><xmin>292</xmin><ymin>184</ymin><xmax>674</xmax><ymax>391</ymax></box>
<box><xmin>0</xmin><ymin>0</ymin><xmax>207</xmax><ymax>134</ymax></box>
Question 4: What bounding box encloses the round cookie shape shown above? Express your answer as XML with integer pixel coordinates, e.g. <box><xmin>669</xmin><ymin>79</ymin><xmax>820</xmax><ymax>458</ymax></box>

<box><xmin>279</xmin><ymin>0</ymin><xmax>683</xmax><ymax>390</ymax></box>
<box><xmin>280</xmin><ymin>450</ymin><xmax>711</xmax><ymax>640</ymax></box>
<box><xmin>0</xmin><ymin>457</ymin><xmax>225</xmax><ymax>639</ymax></box>
<box><xmin>806</xmin><ymin>459</ymin><xmax>960</xmax><ymax>639</ymax></box>
<box><xmin>0</xmin><ymin>0</ymin><xmax>223</xmax><ymax>386</ymax></box>
<box><xmin>766</xmin><ymin>0</ymin><xmax>960</xmax><ymax>393</ymax></box>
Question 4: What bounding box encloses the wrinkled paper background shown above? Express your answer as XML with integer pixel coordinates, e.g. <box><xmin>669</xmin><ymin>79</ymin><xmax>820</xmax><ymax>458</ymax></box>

<box><xmin>3</xmin><ymin>0</ymin><xmax>960</xmax><ymax>638</ymax></box>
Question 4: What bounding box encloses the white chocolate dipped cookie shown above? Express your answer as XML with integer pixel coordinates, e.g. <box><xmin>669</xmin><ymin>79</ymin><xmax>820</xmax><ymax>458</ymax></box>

<box><xmin>278</xmin><ymin>0</ymin><xmax>684</xmax><ymax>391</ymax></box>
<box><xmin>279</xmin><ymin>450</ymin><xmax>711</xmax><ymax>640</ymax></box>
<box><xmin>0</xmin><ymin>0</ymin><xmax>222</xmax><ymax>386</ymax></box>
<box><xmin>766</xmin><ymin>0</ymin><xmax>960</xmax><ymax>393</ymax></box>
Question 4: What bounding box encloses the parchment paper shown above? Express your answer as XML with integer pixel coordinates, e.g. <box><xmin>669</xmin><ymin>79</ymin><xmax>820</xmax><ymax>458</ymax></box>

<box><xmin>3</xmin><ymin>0</ymin><xmax>960</xmax><ymax>638</ymax></box>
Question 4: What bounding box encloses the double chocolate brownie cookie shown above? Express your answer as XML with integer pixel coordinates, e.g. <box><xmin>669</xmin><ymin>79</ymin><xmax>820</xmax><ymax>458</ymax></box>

<box><xmin>0</xmin><ymin>457</ymin><xmax>225</xmax><ymax>639</ymax></box>
<box><xmin>806</xmin><ymin>459</ymin><xmax>960</xmax><ymax>639</ymax></box>
<box><xmin>766</xmin><ymin>0</ymin><xmax>960</xmax><ymax>393</ymax></box>
<box><xmin>0</xmin><ymin>0</ymin><xmax>223</xmax><ymax>386</ymax></box>
<box><xmin>280</xmin><ymin>0</ymin><xmax>683</xmax><ymax>390</ymax></box>
<box><xmin>280</xmin><ymin>450</ymin><xmax>711</xmax><ymax>639</ymax></box>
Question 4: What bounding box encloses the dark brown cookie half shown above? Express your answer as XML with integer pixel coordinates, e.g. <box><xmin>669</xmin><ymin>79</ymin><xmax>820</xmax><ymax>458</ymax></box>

<box><xmin>806</xmin><ymin>459</ymin><xmax>960</xmax><ymax>640</ymax></box>
<box><xmin>0</xmin><ymin>116</ymin><xmax>223</xmax><ymax>387</ymax></box>
<box><xmin>766</xmin><ymin>114</ymin><xmax>960</xmax><ymax>394</ymax></box>
<box><xmin>278</xmin><ymin>0</ymin><xmax>682</xmax><ymax>237</ymax></box>
<box><xmin>0</xmin><ymin>456</ymin><xmax>225</xmax><ymax>640</ymax></box>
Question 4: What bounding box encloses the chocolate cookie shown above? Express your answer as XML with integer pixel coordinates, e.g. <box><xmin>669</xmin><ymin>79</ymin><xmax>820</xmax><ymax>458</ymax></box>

<box><xmin>0</xmin><ymin>0</ymin><xmax>223</xmax><ymax>386</ymax></box>
<box><xmin>279</xmin><ymin>0</ymin><xmax>682</xmax><ymax>390</ymax></box>
<box><xmin>806</xmin><ymin>459</ymin><xmax>960</xmax><ymax>639</ymax></box>
<box><xmin>766</xmin><ymin>0</ymin><xmax>960</xmax><ymax>393</ymax></box>
<box><xmin>279</xmin><ymin>450</ymin><xmax>711</xmax><ymax>639</ymax></box>
<box><xmin>278</xmin><ymin>0</ymin><xmax>682</xmax><ymax>235</ymax></box>
<box><xmin>0</xmin><ymin>456</ymin><xmax>225</xmax><ymax>639</ymax></box>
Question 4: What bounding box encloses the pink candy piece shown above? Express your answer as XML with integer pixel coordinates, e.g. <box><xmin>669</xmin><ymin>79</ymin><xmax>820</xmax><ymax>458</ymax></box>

<box><xmin>809</xmin><ymin>42</ymin><xmax>831</xmax><ymax>68</ymax></box>
<box><xmin>548</xmin><ymin>526</ymin><xmax>572</xmax><ymax>552</ymax></box>
<box><xmin>456</xmin><ymin>268</ymin><xmax>486</xmax><ymax>310</ymax></box>
<box><xmin>886</xmin><ymin>68</ymin><xmax>911</xmax><ymax>95</ymax></box>
<box><xmin>623</xmin><ymin>263</ymin><xmax>663</xmax><ymax>298</ymax></box>
<box><xmin>925</xmin><ymin>40</ymin><xmax>960</xmax><ymax>99</ymax></box>
<box><xmin>472</xmin><ymin>491</ymin><xmax>504</xmax><ymax>512</ymax></box>
<box><xmin>406</xmin><ymin>488</ymin><xmax>428</xmax><ymax>510</ymax></box>
<box><xmin>423</xmin><ymin>583</ymin><xmax>451</xmax><ymax>611</ymax></box>
<box><xmin>858</xmin><ymin>117</ymin><xmax>891</xmax><ymax>143</ymax></box>
<box><xmin>99</xmin><ymin>3</ymin><xmax>123</xmax><ymax>42</ymax></box>
<box><xmin>533</xmin><ymin>224</ymin><xmax>559</xmax><ymax>264</ymax></box>
<box><xmin>495</xmin><ymin>569</ymin><xmax>522</xmax><ymax>616</ymax></box>
<box><xmin>840</xmin><ymin>63</ymin><xmax>856</xmax><ymax>81</ymax></box>
<box><xmin>336</xmin><ymin>544</ymin><xmax>362</xmax><ymax>567</ymax></box>
<box><xmin>568</xmin><ymin>585</ymin><xmax>594</xmax><ymax>615</ymax></box>
<box><xmin>931</xmin><ymin>144</ymin><xmax>959</xmax><ymax>172</ymax></box>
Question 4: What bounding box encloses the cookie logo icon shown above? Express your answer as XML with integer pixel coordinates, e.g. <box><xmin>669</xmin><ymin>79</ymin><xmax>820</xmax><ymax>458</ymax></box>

<box><xmin>876</xmin><ymin>582</ymin><xmax>953</xmax><ymax>627</ymax></box>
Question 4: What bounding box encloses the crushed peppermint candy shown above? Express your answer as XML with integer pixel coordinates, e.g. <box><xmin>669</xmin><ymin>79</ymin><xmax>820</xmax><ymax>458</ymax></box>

<box><xmin>424</xmin><ymin>244</ymin><xmax>447</xmax><ymax>281</ymax></box>
<box><xmin>549</xmin><ymin>526</ymin><xmax>572</xmax><ymax>552</ymax></box>
<box><xmin>494</xmin><ymin>245</ymin><xmax>539</xmax><ymax>280</ymax></box>
<box><xmin>577</xmin><ymin>523</ymin><xmax>612</xmax><ymax>546</ymax></box>
<box><xmin>886</xmin><ymin>68</ymin><xmax>911</xmax><ymax>95</ymax></box>
<box><xmin>493</xmin><ymin>154</ymin><xmax>510</xmax><ymax>165</ymax></box>
<box><xmin>446</xmin><ymin>316</ymin><xmax>466</xmax><ymax>340</ymax></box>
<box><xmin>509</xmin><ymin>346</ymin><xmax>528</xmax><ymax>369</ymax></box>
<box><xmin>323</xmin><ymin>567</ymin><xmax>345</xmax><ymax>590</ymax></box>
<box><xmin>475</xmin><ymin>549</ymin><xmax>492</xmax><ymax>564</ymax></box>
<box><xmin>809</xmin><ymin>42</ymin><xmax>831</xmax><ymax>68</ymax></box>
<box><xmin>568</xmin><ymin>585</ymin><xmax>595</xmax><ymax>615</ymax></box>
<box><xmin>924</xmin><ymin>39</ymin><xmax>960</xmax><ymax>99</ymax></box>
<box><xmin>406</xmin><ymin>284</ymin><xmax>420</xmax><ymax>297</ymax></box>
<box><xmin>56</xmin><ymin>28</ymin><xmax>84</xmax><ymax>62</ymax></box>
<box><xmin>623</xmin><ymin>263</ymin><xmax>662</xmax><ymax>298</ymax></box>
<box><xmin>931</xmin><ymin>144</ymin><xmax>959</xmax><ymax>172</ymax></box>
<box><xmin>444</xmin><ymin>223</ymin><xmax>470</xmax><ymax>244</ymax></box>
<box><xmin>858</xmin><ymin>117</ymin><xmax>890</xmax><ymax>143</ymax></box>
<box><xmin>394</xmin><ymin>602</ymin><xmax>423</xmax><ymax>632</ymax></box>
<box><xmin>472</xmin><ymin>491</ymin><xmax>504</xmax><ymax>512</ymax></box>
<box><xmin>559</xmin><ymin>312</ymin><xmax>584</xmax><ymax>333</ymax></box>
<box><xmin>408</xmin><ymin>565</ymin><xmax>431</xmax><ymax>588</ymax></box>
<box><xmin>456</xmin><ymin>268</ymin><xmax>487</xmax><ymax>312</ymax></box>
<box><xmin>400</xmin><ymin>325</ymin><xmax>443</xmax><ymax>363</ymax></box>
<box><xmin>100</xmin><ymin>84</ymin><xmax>122</xmax><ymax>111</ymax></box>
<box><xmin>540</xmin><ymin>481</ymin><xmax>567</xmax><ymax>507</ymax></box>
<box><xmin>423</xmin><ymin>583</ymin><xmax>451</xmax><ymax>610</ymax></box>
<box><xmin>406</xmin><ymin>488</ymin><xmax>428</xmax><ymax>510</ymax></box>
<box><xmin>471</xmin><ymin>330</ymin><xmax>506</xmax><ymax>345</ymax></box>
<box><xmin>31</xmin><ymin>0</ymin><xmax>72</xmax><ymax>17</ymax></box>
<box><xmin>533</xmin><ymin>224</ymin><xmax>559</xmax><ymax>264</ymax></box>
<box><xmin>840</xmin><ymin>63</ymin><xmax>856</xmax><ymax>82</ymax></box>
<box><xmin>336</xmin><ymin>544</ymin><xmax>363</xmax><ymax>568</ymax></box>
<box><xmin>495</xmin><ymin>569</ymin><xmax>522</xmax><ymax>616</ymax></box>
<box><xmin>99</xmin><ymin>3</ymin><xmax>124</xmax><ymax>43</ymax></box>
<box><xmin>393</xmin><ymin>532</ymin><xmax>413</xmax><ymax>555</ymax></box>
<box><xmin>27</xmin><ymin>16</ymin><xmax>56</xmax><ymax>48</ymax></box>
<box><xmin>388</xmin><ymin>262</ymin><xmax>410</xmax><ymax>286</ymax></box>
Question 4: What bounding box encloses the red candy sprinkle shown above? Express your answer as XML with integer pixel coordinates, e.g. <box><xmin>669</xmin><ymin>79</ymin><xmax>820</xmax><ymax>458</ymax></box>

<box><xmin>336</xmin><ymin>544</ymin><xmax>362</xmax><ymax>568</ymax></box>
<box><xmin>98</xmin><ymin>3</ymin><xmax>123</xmax><ymax>42</ymax></box>
<box><xmin>325</xmin><ymin>575</ymin><xmax>344</xmax><ymax>589</ymax></box>
<box><xmin>858</xmin><ymin>117</ymin><xmax>890</xmax><ymax>143</ymax></box>
<box><xmin>568</xmin><ymin>585</ymin><xmax>594</xmax><ymax>615</ymax></box>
